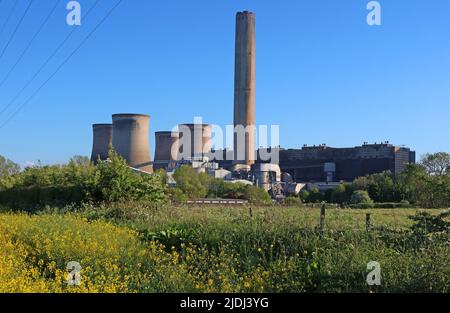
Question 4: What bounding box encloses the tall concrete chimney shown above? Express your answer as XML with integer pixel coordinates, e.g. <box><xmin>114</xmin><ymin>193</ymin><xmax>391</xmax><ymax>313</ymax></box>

<box><xmin>178</xmin><ymin>123</ymin><xmax>212</xmax><ymax>161</ymax></box>
<box><xmin>154</xmin><ymin>131</ymin><xmax>180</xmax><ymax>170</ymax></box>
<box><xmin>91</xmin><ymin>124</ymin><xmax>112</xmax><ymax>164</ymax></box>
<box><xmin>112</xmin><ymin>113</ymin><xmax>153</xmax><ymax>173</ymax></box>
<box><xmin>234</xmin><ymin>11</ymin><xmax>256</xmax><ymax>166</ymax></box>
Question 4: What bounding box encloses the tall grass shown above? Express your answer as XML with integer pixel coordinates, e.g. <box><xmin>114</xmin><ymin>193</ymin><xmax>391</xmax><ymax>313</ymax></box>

<box><xmin>0</xmin><ymin>206</ymin><xmax>448</xmax><ymax>292</ymax></box>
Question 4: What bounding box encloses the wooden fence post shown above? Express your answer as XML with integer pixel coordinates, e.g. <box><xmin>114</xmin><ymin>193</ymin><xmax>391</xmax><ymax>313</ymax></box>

<box><xmin>366</xmin><ymin>213</ymin><xmax>371</xmax><ymax>232</ymax></box>
<box><xmin>319</xmin><ymin>203</ymin><xmax>326</xmax><ymax>236</ymax></box>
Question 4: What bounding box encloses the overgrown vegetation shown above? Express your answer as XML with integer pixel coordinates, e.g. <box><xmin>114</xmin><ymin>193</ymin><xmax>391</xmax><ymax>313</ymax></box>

<box><xmin>297</xmin><ymin>156</ymin><xmax>450</xmax><ymax>208</ymax></box>
<box><xmin>0</xmin><ymin>207</ymin><xmax>448</xmax><ymax>292</ymax></box>
<box><xmin>0</xmin><ymin>152</ymin><xmax>448</xmax><ymax>293</ymax></box>
<box><xmin>171</xmin><ymin>165</ymin><xmax>271</xmax><ymax>204</ymax></box>
<box><xmin>0</xmin><ymin>151</ymin><xmax>166</xmax><ymax>209</ymax></box>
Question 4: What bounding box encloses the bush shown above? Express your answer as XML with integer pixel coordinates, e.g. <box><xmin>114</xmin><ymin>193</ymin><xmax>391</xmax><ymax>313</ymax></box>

<box><xmin>94</xmin><ymin>151</ymin><xmax>166</xmax><ymax>203</ymax></box>
<box><xmin>350</xmin><ymin>190</ymin><xmax>374</xmax><ymax>205</ymax></box>
<box><xmin>244</xmin><ymin>185</ymin><xmax>272</xmax><ymax>205</ymax></box>
<box><xmin>284</xmin><ymin>196</ymin><xmax>302</xmax><ymax>206</ymax></box>
<box><xmin>374</xmin><ymin>202</ymin><xmax>413</xmax><ymax>209</ymax></box>
<box><xmin>172</xmin><ymin>165</ymin><xmax>207</xmax><ymax>199</ymax></box>
<box><xmin>0</xmin><ymin>150</ymin><xmax>167</xmax><ymax>208</ymax></box>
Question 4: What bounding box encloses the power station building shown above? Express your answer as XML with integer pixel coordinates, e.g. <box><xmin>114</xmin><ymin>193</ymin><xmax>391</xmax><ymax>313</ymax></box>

<box><xmin>277</xmin><ymin>142</ymin><xmax>416</xmax><ymax>183</ymax></box>
<box><xmin>89</xmin><ymin>11</ymin><xmax>416</xmax><ymax>192</ymax></box>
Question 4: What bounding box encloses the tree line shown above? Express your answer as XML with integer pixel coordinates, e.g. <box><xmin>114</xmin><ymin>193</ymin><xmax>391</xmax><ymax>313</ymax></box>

<box><xmin>0</xmin><ymin>151</ymin><xmax>449</xmax><ymax>209</ymax></box>
<box><xmin>298</xmin><ymin>152</ymin><xmax>450</xmax><ymax>208</ymax></box>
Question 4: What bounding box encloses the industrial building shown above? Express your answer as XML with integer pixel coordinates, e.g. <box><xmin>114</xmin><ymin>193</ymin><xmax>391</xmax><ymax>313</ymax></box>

<box><xmin>89</xmin><ymin>11</ymin><xmax>415</xmax><ymax>198</ymax></box>
<box><xmin>277</xmin><ymin>143</ymin><xmax>416</xmax><ymax>183</ymax></box>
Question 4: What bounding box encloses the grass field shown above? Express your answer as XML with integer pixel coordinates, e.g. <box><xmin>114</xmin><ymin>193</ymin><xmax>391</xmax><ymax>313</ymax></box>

<box><xmin>0</xmin><ymin>205</ymin><xmax>448</xmax><ymax>293</ymax></box>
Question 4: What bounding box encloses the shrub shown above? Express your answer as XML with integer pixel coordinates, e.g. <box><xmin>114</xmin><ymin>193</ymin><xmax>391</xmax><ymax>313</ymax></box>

<box><xmin>244</xmin><ymin>185</ymin><xmax>272</xmax><ymax>205</ymax></box>
<box><xmin>284</xmin><ymin>196</ymin><xmax>302</xmax><ymax>206</ymax></box>
<box><xmin>94</xmin><ymin>151</ymin><xmax>166</xmax><ymax>203</ymax></box>
<box><xmin>350</xmin><ymin>190</ymin><xmax>374</xmax><ymax>205</ymax></box>
<box><xmin>0</xmin><ymin>150</ymin><xmax>167</xmax><ymax>208</ymax></box>
<box><xmin>172</xmin><ymin>165</ymin><xmax>207</xmax><ymax>199</ymax></box>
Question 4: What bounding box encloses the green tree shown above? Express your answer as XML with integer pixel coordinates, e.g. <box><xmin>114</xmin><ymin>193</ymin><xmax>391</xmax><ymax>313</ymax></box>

<box><xmin>353</xmin><ymin>171</ymin><xmax>397</xmax><ymax>202</ymax></box>
<box><xmin>244</xmin><ymin>185</ymin><xmax>272</xmax><ymax>205</ymax></box>
<box><xmin>0</xmin><ymin>155</ymin><xmax>20</xmax><ymax>178</ymax></box>
<box><xmin>331</xmin><ymin>183</ymin><xmax>353</xmax><ymax>204</ymax></box>
<box><xmin>307</xmin><ymin>188</ymin><xmax>323</xmax><ymax>203</ymax></box>
<box><xmin>420</xmin><ymin>152</ymin><xmax>450</xmax><ymax>176</ymax></box>
<box><xmin>172</xmin><ymin>165</ymin><xmax>207</xmax><ymax>199</ymax></box>
<box><xmin>95</xmin><ymin>150</ymin><xmax>166</xmax><ymax>203</ymax></box>
<box><xmin>350</xmin><ymin>190</ymin><xmax>373</xmax><ymax>205</ymax></box>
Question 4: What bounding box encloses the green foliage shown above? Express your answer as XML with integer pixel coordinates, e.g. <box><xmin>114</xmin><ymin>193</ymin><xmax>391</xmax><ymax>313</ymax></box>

<box><xmin>409</xmin><ymin>210</ymin><xmax>450</xmax><ymax>235</ymax></box>
<box><xmin>350</xmin><ymin>190</ymin><xmax>374</xmax><ymax>205</ymax></box>
<box><xmin>0</xmin><ymin>150</ymin><xmax>166</xmax><ymax>208</ymax></box>
<box><xmin>172</xmin><ymin>165</ymin><xmax>208</xmax><ymax>199</ymax></box>
<box><xmin>301</xmin><ymin>188</ymin><xmax>322</xmax><ymax>203</ymax></box>
<box><xmin>244</xmin><ymin>185</ymin><xmax>272</xmax><ymax>205</ymax></box>
<box><xmin>353</xmin><ymin>171</ymin><xmax>397</xmax><ymax>202</ymax></box>
<box><xmin>284</xmin><ymin>196</ymin><xmax>302</xmax><ymax>206</ymax></box>
<box><xmin>420</xmin><ymin>152</ymin><xmax>450</xmax><ymax>176</ymax></box>
<box><xmin>374</xmin><ymin>201</ymin><xmax>412</xmax><ymax>209</ymax></box>
<box><xmin>83</xmin><ymin>206</ymin><xmax>450</xmax><ymax>292</ymax></box>
<box><xmin>350</xmin><ymin>162</ymin><xmax>450</xmax><ymax>208</ymax></box>
<box><xmin>398</xmin><ymin>164</ymin><xmax>450</xmax><ymax>208</ymax></box>
<box><xmin>171</xmin><ymin>165</ymin><xmax>271</xmax><ymax>204</ymax></box>
<box><xmin>0</xmin><ymin>155</ymin><xmax>20</xmax><ymax>179</ymax></box>
<box><xmin>323</xmin><ymin>183</ymin><xmax>354</xmax><ymax>204</ymax></box>
<box><xmin>299</xmin><ymin>190</ymin><xmax>310</xmax><ymax>202</ymax></box>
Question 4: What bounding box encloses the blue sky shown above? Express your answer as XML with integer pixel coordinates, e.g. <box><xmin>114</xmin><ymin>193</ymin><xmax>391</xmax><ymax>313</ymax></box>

<box><xmin>0</xmin><ymin>0</ymin><xmax>449</xmax><ymax>166</ymax></box>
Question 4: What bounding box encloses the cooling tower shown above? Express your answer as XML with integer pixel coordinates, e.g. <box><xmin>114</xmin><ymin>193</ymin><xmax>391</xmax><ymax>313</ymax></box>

<box><xmin>112</xmin><ymin>114</ymin><xmax>153</xmax><ymax>173</ymax></box>
<box><xmin>233</xmin><ymin>11</ymin><xmax>256</xmax><ymax>166</ymax></box>
<box><xmin>154</xmin><ymin>131</ymin><xmax>180</xmax><ymax>170</ymax></box>
<box><xmin>178</xmin><ymin>123</ymin><xmax>212</xmax><ymax>161</ymax></box>
<box><xmin>91</xmin><ymin>124</ymin><xmax>112</xmax><ymax>164</ymax></box>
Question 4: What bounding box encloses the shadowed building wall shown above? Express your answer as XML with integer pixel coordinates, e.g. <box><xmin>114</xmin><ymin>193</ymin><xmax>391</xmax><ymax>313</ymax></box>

<box><xmin>112</xmin><ymin>114</ymin><xmax>153</xmax><ymax>173</ymax></box>
<box><xmin>90</xmin><ymin>124</ymin><xmax>112</xmax><ymax>164</ymax></box>
<box><xmin>279</xmin><ymin>143</ymin><xmax>415</xmax><ymax>182</ymax></box>
<box><xmin>233</xmin><ymin>11</ymin><xmax>255</xmax><ymax>165</ymax></box>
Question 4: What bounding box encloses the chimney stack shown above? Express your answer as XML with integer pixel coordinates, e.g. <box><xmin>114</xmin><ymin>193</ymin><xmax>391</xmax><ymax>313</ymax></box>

<box><xmin>233</xmin><ymin>11</ymin><xmax>256</xmax><ymax>166</ymax></box>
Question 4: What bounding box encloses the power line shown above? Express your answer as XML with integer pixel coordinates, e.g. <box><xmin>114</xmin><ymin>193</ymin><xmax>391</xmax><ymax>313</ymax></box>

<box><xmin>0</xmin><ymin>0</ymin><xmax>61</xmax><ymax>89</ymax></box>
<box><xmin>0</xmin><ymin>0</ymin><xmax>34</xmax><ymax>60</ymax></box>
<box><xmin>0</xmin><ymin>0</ymin><xmax>19</xmax><ymax>39</ymax></box>
<box><xmin>0</xmin><ymin>0</ymin><xmax>123</xmax><ymax>130</ymax></box>
<box><xmin>0</xmin><ymin>0</ymin><xmax>101</xmax><ymax>116</ymax></box>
